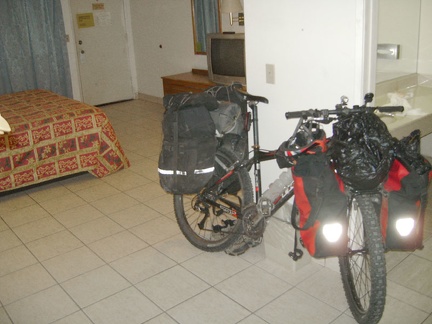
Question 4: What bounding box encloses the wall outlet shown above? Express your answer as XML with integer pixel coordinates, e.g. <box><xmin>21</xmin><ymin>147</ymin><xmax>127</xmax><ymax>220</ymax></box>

<box><xmin>266</xmin><ymin>64</ymin><xmax>275</xmax><ymax>84</ymax></box>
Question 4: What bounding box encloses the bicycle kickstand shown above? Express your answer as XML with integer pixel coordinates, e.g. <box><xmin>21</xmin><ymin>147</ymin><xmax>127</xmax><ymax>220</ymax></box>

<box><xmin>288</xmin><ymin>230</ymin><xmax>304</xmax><ymax>261</ymax></box>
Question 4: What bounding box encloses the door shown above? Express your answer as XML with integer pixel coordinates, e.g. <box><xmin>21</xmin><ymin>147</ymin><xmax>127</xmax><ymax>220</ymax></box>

<box><xmin>70</xmin><ymin>0</ymin><xmax>133</xmax><ymax>105</ymax></box>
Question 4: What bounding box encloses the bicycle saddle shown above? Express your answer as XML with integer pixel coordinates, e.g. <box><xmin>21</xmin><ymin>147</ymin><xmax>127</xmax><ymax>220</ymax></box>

<box><xmin>234</xmin><ymin>88</ymin><xmax>269</xmax><ymax>104</ymax></box>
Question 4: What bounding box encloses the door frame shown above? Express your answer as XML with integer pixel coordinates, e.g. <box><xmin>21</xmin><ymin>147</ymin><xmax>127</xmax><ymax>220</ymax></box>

<box><xmin>60</xmin><ymin>0</ymin><xmax>138</xmax><ymax>101</ymax></box>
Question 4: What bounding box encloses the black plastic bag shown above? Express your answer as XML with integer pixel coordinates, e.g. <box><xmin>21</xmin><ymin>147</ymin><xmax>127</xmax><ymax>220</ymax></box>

<box><xmin>329</xmin><ymin>112</ymin><xmax>395</xmax><ymax>189</ymax></box>
<box><xmin>395</xmin><ymin>129</ymin><xmax>432</xmax><ymax>178</ymax></box>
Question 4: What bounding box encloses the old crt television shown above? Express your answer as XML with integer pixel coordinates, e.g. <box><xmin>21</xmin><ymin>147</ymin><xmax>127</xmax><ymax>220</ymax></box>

<box><xmin>206</xmin><ymin>33</ymin><xmax>246</xmax><ymax>86</ymax></box>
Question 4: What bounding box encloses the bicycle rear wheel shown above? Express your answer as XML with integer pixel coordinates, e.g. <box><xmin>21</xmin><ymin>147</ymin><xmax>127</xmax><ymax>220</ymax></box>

<box><xmin>173</xmin><ymin>148</ymin><xmax>253</xmax><ymax>252</ymax></box>
<box><xmin>339</xmin><ymin>194</ymin><xmax>386</xmax><ymax>324</ymax></box>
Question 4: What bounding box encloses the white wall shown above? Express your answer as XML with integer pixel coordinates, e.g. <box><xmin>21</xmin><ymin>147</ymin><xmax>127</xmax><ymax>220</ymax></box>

<box><xmin>129</xmin><ymin>0</ymin><xmax>245</xmax><ymax>98</ymax></box>
<box><xmin>418</xmin><ymin>0</ymin><xmax>432</xmax><ymax>76</ymax></box>
<box><xmin>63</xmin><ymin>0</ymin><xmax>246</xmax><ymax>99</ymax></box>
<box><xmin>377</xmin><ymin>0</ymin><xmax>421</xmax><ymax>79</ymax></box>
<box><xmin>377</xmin><ymin>0</ymin><xmax>432</xmax><ymax>81</ymax></box>
<box><xmin>244</xmin><ymin>0</ymin><xmax>375</xmax><ymax>188</ymax></box>
<box><xmin>130</xmin><ymin>0</ymin><xmax>205</xmax><ymax>98</ymax></box>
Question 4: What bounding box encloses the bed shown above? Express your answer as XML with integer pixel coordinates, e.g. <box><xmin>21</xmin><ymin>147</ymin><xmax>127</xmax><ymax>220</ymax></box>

<box><xmin>0</xmin><ymin>89</ymin><xmax>130</xmax><ymax>192</ymax></box>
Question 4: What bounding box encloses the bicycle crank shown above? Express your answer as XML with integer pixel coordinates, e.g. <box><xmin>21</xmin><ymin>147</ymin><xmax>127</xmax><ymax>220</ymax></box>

<box><xmin>242</xmin><ymin>204</ymin><xmax>266</xmax><ymax>239</ymax></box>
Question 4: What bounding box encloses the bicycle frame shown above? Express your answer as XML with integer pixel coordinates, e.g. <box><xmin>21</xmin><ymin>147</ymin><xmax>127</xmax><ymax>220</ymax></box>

<box><xmin>202</xmin><ymin>95</ymin><xmax>393</xmax><ymax>223</ymax></box>
<box><xmin>249</xmin><ymin>100</ymin><xmax>296</xmax><ymax>215</ymax></box>
<box><xmin>196</xmin><ymin>91</ymin><xmax>406</xmax><ymax>228</ymax></box>
<box><xmin>206</xmin><ymin>100</ymin><xmax>294</xmax><ymax>221</ymax></box>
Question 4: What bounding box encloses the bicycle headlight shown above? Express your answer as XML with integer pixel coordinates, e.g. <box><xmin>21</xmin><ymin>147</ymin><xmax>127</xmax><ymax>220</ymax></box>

<box><xmin>395</xmin><ymin>217</ymin><xmax>415</xmax><ymax>237</ymax></box>
<box><xmin>322</xmin><ymin>223</ymin><xmax>343</xmax><ymax>243</ymax></box>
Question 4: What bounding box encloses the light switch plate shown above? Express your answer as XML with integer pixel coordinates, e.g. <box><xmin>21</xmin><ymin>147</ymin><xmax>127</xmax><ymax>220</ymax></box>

<box><xmin>266</xmin><ymin>64</ymin><xmax>275</xmax><ymax>84</ymax></box>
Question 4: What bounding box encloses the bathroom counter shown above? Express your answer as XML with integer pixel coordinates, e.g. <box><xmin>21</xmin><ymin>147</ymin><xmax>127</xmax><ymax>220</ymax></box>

<box><xmin>375</xmin><ymin>80</ymin><xmax>432</xmax><ymax>140</ymax></box>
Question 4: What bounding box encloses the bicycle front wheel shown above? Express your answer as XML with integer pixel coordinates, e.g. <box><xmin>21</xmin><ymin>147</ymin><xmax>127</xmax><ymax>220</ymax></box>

<box><xmin>339</xmin><ymin>194</ymin><xmax>386</xmax><ymax>324</ymax></box>
<box><xmin>173</xmin><ymin>148</ymin><xmax>253</xmax><ymax>252</ymax></box>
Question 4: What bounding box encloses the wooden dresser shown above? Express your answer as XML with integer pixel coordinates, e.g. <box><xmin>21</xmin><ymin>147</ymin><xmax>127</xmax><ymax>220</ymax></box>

<box><xmin>161</xmin><ymin>69</ymin><xmax>216</xmax><ymax>95</ymax></box>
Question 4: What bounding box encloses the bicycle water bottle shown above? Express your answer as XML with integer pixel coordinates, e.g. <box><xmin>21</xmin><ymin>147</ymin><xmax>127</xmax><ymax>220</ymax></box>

<box><xmin>258</xmin><ymin>171</ymin><xmax>293</xmax><ymax>216</ymax></box>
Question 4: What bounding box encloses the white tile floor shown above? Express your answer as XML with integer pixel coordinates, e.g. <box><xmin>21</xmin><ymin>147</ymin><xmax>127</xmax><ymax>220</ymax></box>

<box><xmin>0</xmin><ymin>99</ymin><xmax>431</xmax><ymax>324</ymax></box>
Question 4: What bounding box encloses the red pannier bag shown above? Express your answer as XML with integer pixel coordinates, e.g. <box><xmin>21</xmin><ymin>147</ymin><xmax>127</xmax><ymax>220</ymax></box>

<box><xmin>381</xmin><ymin>130</ymin><xmax>432</xmax><ymax>251</ymax></box>
<box><xmin>287</xmin><ymin>141</ymin><xmax>348</xmax><ymax>258</ymax></box>
<box><xmin>277</xmin><ymin>126</ymin><xmax>348</xmax><ymax>258</ymax></box>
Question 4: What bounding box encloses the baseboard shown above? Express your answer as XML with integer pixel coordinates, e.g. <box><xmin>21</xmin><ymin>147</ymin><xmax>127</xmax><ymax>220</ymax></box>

<box><xmin>137</xmin><ymin>93</ymin><xmax>163</xmax><ymax>105</ymax></box>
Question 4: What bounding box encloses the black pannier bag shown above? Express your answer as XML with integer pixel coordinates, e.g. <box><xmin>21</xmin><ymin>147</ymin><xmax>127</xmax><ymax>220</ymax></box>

<box><xmin>330</xmin><ymin>112</ymin><xmax>395</xmax><ymax>190</ymax></box>
<box><xmin>158</xmin><ymin>92</ymin><xmax>219</xmax><ymax>194</ymax></box>
<box><xmin>205</xmin><ymin>84</ymin><xmax>248</xmax><ymax>160</ymax></box>
<box><xmin>290</xmin><ymin>152</ymin><xmax>348</xmax><ymax>258</ymax></box>
<box><xmin>209</xmin><ymin>101</ymin><xmax>243</xmax><ymax>137</ymax></box>
<box><xmin>381</xmin><ymin>130</ymin><xmax>432</xmax><ymax>250</ymax></box>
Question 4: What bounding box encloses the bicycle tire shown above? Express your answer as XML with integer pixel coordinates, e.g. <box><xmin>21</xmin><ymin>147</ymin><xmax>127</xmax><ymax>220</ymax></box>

<box><xmin>339</xmin><ymin>194</ymin><xmax>386</xmax><ymax>324</ymax></box>
<box><xmin>173</xmin><ymin>148</ymin><xmax>253</xmax><ymax>252</ymax></box>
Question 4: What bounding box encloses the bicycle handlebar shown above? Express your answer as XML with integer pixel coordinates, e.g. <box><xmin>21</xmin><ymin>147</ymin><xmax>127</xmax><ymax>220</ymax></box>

<box><xmin>376</xmin><ymin>106</ymin><xmax>405</xmax><ymax>113</ymax></box>
<box><xmin>285</xmin><ymin>105</ymin><xmax>404</xmax><ymax>120</ymax></box>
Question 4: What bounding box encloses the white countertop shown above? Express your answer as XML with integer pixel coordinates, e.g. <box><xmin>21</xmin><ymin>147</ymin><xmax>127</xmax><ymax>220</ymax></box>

<box><xmin>375</xmin><ymin>84</ymin><xmax>432</xmax><ymax>139</ymax></box>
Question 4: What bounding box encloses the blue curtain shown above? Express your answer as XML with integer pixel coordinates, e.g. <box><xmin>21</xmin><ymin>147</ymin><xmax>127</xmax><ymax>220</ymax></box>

<box><xmin>0</xmin><ymin>0</ymin><xmax>72</xmax><ymax>97</ymax></box>
<box><xmin>194</xmin><ymin>0</ymin><xmax>220</xmax><ymax>53</ymax></box>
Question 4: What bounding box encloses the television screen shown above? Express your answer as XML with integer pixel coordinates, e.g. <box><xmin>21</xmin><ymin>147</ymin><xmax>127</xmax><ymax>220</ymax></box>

<box><xmin>211</xmin><ymin>39</ymin><xmax>245</xmax><ymax>77</ymax></box>
<box><xmin>207</xmin><ymin>33</ymin><xmax>246</xmax><ymax>85</ymax></box>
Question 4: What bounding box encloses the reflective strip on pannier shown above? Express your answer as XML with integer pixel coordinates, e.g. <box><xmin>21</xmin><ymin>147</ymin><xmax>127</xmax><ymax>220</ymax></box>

<box><xmin>194</xmin><ymin>167</ymin><xmax>215</xmax><ymax>174</ymax></box>
<box><xmin>158</xmin><ymin>169</ymin><xmax>187</xmax><ymax>176</ymax></box>
<box><xmin>158</xmin><ymin>167</ymin><xmax>215</xmax><ymax>176</ymax></box>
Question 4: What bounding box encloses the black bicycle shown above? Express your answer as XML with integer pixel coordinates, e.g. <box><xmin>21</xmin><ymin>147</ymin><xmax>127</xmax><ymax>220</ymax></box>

<box><xmin>172</xmin><ymin>89</ymin><xmax>422</xmax><ymax>324</ymax></box>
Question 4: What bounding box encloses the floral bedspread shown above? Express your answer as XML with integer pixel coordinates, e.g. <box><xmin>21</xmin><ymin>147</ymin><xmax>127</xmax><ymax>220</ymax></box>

<box><xmin>0</xmin><ymin>89</ymin><xmax>130</xmax><ymax>192</ymax></box>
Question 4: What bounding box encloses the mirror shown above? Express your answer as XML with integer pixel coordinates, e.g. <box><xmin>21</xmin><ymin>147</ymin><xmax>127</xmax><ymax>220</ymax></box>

<box><xmin>191</xmin><ymin>0</ymin><xmax>221</xmax><ymax>55</ymax></box>
<box><xmin>376</xmin><ymin>0</ymin><xmax>421</xmax><ymax>83</ymax></box>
